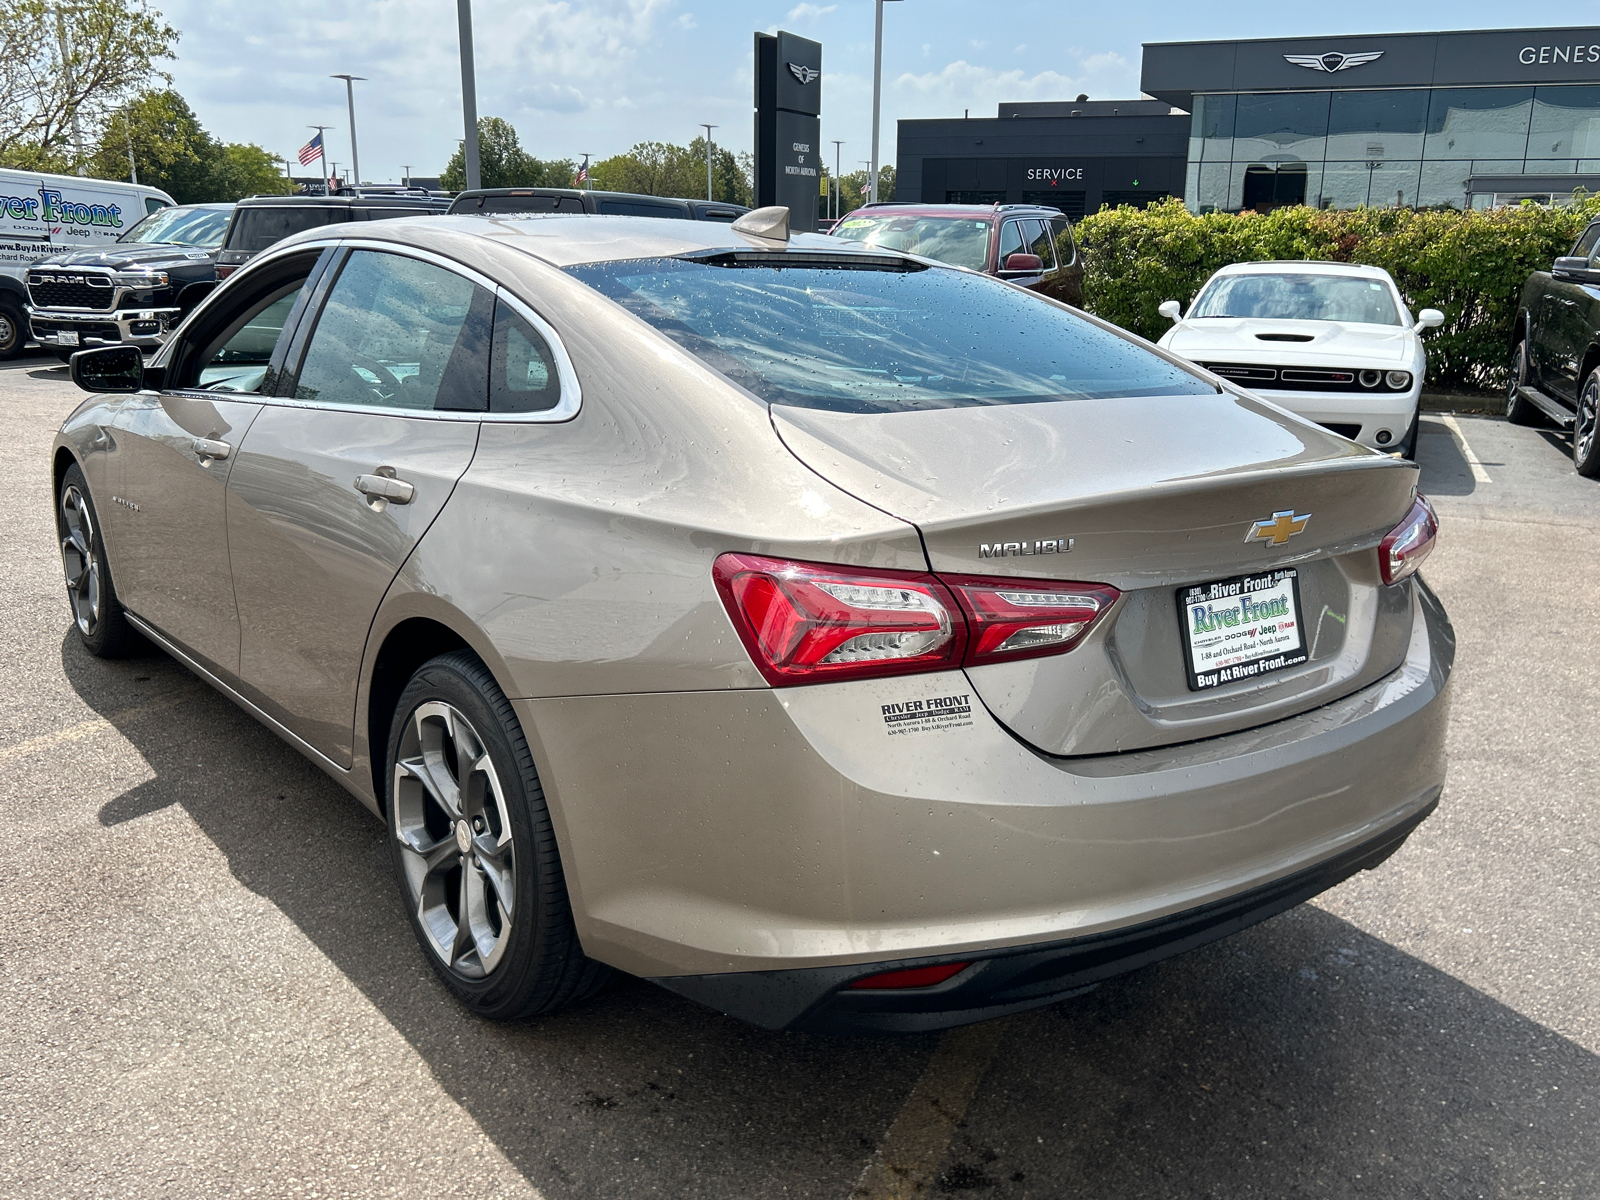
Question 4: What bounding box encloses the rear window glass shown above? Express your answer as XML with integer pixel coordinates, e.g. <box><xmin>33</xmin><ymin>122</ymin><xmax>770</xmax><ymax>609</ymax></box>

<box><xmin>1189</xmin><ymin>273</ymin><xmax>1403</xmax><ymax>326</ymax></box>
<box><xmin>227</xmin><ymin>207</ymin><xmax>348</xmax><ymax>253</ymax></box>
<box><xmin>596</xmin><ymin>199</ymin><xmax>685</xmax><ymax>217</ymax></box>
<box><xmin>833</xmin><ymin>215</ymin><xmax>994</xmax><ymax>272</ymax></box>
<box><xmin>566</xmin><ymin>257</ymin><xmax>1214</xmax><ymax>414</ymax></box>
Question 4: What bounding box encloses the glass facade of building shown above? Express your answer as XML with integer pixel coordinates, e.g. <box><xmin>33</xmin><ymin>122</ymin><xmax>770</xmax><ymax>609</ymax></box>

<box><xmin>1186</xmin><ymin>84</ymin><xmax>1600</xmax><ymax>212</ymax></box>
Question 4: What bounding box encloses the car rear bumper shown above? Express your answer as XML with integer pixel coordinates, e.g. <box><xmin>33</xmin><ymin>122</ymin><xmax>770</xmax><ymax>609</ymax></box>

<box><xmin>27</xmin><ymin>305</ymin><xmax>179</xmax><ymax>349</ymax></box>
<box><xmin>649</xmin><ymin>790</ymin><xmax>1437</xmax><ymax>1032</ymax></box>
<box><xmin>519</xmin><ymin>577</ymin><xmax>1452</xmax><ymax>1020</ymax></box>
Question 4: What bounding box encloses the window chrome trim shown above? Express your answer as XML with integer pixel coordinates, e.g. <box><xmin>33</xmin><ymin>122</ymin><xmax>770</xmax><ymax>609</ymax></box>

<box><xmin>183</xmin><ymin>235</ymin><xmax>583</xmax><ymax>424</ymax></box>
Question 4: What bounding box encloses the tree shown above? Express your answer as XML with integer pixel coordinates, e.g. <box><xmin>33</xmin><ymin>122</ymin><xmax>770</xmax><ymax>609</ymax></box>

<box><xmin>86</xmin><ymin>90</ymin><xmax>293</xmax><ymax>202</ymax></box>
<box><xmin>836</xmin><ymin>164</ymin><xmax>896</xmax><ymax>214</ymax></box>
<box><xmin>440</xmin><ymin>117</ymin><xmax>574</xmax><ymax>191</ymax></box>
<box><xmin>589</xmin><ymin>138</ymin><xmax>751</xmax><ymax>205</ymax></box>
<box><xmin>0</xmin><ymin>0</ymin><xmax>177</xmax><ymax>168</ymax></box>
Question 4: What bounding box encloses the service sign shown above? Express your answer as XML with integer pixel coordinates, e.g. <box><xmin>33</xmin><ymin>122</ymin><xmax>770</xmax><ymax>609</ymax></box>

<box><xmin>1177</xmin><ymin>569</ymin><xmax>1308</xmax><ymax>691</ymax></box>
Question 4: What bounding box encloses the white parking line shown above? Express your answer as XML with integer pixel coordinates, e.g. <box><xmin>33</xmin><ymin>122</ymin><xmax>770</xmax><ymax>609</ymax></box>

<box><xmin>1438</xmin><ymin>414</ymin><xmax>1493</xmax><ymax>484</ymax></box>
<box><xmin>850</xmin><ymin>1019</ymin><xmax>1011</xmax><ymax>1199</ymax></box>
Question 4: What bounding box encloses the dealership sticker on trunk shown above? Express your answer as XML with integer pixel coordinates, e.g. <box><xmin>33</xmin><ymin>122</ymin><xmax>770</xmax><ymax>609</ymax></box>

<box><xmin>881</xmin><ymin>692</ymin><xmax>974</xmax><ymax>736</ymax></box>
<box><xmin>1177</xmin><ymin>569</ymin><xmax>1308</xmax><ymax>691</ymax></box>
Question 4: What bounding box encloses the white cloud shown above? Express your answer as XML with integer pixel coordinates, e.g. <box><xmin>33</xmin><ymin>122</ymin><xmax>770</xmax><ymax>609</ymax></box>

<box><xmin>891</xmin><ymin>52</ymin><xmax>1137</xmax><ymax>116</ymax></box>
<box><xmin>785</xmin><ymin>3</ymin><xmax>836</xmax><ymax>19</ymax></box>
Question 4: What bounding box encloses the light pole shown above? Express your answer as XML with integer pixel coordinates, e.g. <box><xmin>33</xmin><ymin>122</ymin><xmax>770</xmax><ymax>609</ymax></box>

<box><xmin>401</xmin><ymin>164</ymin><xmax>412</xmax><ymax>188</ymax></box>
<box><xmin>831</xmin><ymin>140</ymin><xmax>844</xmax><ymax>219</ymax></box>
<box><xmin>869</xmin><ymin>0</ymin><xmax>903</xmax><ymax>205</ymax></box>
<box><xmin>308</xmin><ymin>125</ymin><xmax>333</xmax><ymax>195</ymax></box>
<box><xmin>456</xmin><ymin>0</ymin><xmax>481</xmax><ymax>190</ymax></box>
<box><xmin>700</xmin><ymin>124</ymin><xmax>718</xmax><ymax>201</ymax></box>
<box><xmin>331</xmin><ymin>74</ymin><xmax>367</xmax><ymax>188</ymax></box>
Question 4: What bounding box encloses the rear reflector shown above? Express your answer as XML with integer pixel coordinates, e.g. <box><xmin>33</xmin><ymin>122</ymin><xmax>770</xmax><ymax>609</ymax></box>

<box><xmin>1378</xmin><ymin>494</ymin><xmax>1438</xmax><ymax>585</ymax></box>
<box><xmin>713</xmin><ymin>554</ymin><xmax>1121</xmax><ymax>686</ymax></box>
<box><xmin>848</xmin><ymin>962</ymin><xmax>972</xmax><ymax>990</ymax></box>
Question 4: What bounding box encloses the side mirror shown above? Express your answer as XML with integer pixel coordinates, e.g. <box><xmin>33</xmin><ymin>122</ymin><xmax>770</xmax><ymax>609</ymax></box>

<box><xmin>1158</xmin><ymin>300</ymin><xmax>1183</xmax><ymax>322</ymax></box>
<box><xmin>1002</xmin><ymin>252</ymin><xmax>1043</xmax><ymax>273</ymax></box>
<box><xmin>1553</xmin><ymin>256</ymin><xmax>1591</xmax><ymax>278</ymax></box>
<box><xmin>70</xmin><ymin>344</ymin><xmax>145</xmax><ymax>394</ymax></box>
<box><xmin>177</xmin><ymin>279</ymin><xmax>219</xmax><ymax>315</ymax></box>
<box><xmin>1414</xmin><ymin>308</ymin><xmax>1444</xmax><ymax>332</ymax></box>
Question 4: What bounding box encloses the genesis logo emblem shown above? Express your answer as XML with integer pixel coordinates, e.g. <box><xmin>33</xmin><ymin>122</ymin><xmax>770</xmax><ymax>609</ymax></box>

<box><xmin>1283</xmin><ymin>50</ymin><xmax>1384</xmax><ymax>73</ymax></box>
<box><xmin>1246</xmin><ymin>511</ymin><xmax>1311</xmax><ymax>546</ymax></box>
<box><xmin>787</xmin><ymin>62</ymin><xmax>819</xmax><ymax>84</ymax></box>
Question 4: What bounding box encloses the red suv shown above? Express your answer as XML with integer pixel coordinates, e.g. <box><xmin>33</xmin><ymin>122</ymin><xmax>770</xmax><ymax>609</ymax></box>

<box><xmin>830</xmin><ymin>203</ymin><xmax>1084</xmax><ymax>307</ymax></box>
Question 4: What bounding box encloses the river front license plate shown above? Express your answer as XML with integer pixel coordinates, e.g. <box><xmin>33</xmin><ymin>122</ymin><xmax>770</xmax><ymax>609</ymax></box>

<box><xmin>1177</xmin><ymin>569</ymin><xmax>1308</xmax><ymax>691</ymax></box>
<box><xmin>59</xmin><ymin>331</ymin><xmax>79</xmax><ymax>346</ymax></box>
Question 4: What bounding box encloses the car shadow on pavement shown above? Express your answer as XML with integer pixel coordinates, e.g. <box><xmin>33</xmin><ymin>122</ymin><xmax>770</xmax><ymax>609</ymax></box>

<box><xmin>1415</xmin><ymin>418</ymin><xmax>1478</xmax><ymax>496</ymax></box>
<box><xmin>64</xmin><ymin>632</ymin><xmax>1600</xmax><ymax>1198</ymax></box>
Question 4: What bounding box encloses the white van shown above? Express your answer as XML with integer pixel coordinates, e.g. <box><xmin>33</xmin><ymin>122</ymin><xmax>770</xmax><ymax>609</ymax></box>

<box><xmin>0</xmin><ymin>167</ymin><xmax>174</xmax><ymax>358</ymax></box>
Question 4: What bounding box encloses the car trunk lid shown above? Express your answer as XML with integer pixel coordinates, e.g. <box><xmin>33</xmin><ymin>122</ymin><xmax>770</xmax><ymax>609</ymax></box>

<box><xmin>772</xmin><ymin>390</ymin><xmax>1421</xmax><ymax>754</ymax></box>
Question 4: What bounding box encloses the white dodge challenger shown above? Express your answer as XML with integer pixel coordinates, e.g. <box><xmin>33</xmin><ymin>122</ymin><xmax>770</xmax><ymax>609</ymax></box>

<box><xmin>1157</xmin><ymin>261</ymin><xmax>1443</xmax><ymax>458</ymax></box>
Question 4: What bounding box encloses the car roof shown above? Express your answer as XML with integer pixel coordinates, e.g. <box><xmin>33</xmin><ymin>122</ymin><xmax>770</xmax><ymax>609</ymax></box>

<box><xmin>1212</xmin><ymin>260</ymin><xmax>1395</xmax><ymax>281</ymax></box>
<box><xmin>235</xmin><ymin>194</ymin><xmax>438</xmax><ymax>208</ymax></box>
<box><xmin>843</xmin><ymin>204</ymin><xmax>1063</xmax><ymax>221</ymax></box>
<box><xmin>273</xmin><ymin>211</ymin><xmax>924</xmax><ymax>271</ymax></box>
<box><xmin>165</xmin><ymin>202</ymin><xmax>235</xmax><ymax>211</ymax></box>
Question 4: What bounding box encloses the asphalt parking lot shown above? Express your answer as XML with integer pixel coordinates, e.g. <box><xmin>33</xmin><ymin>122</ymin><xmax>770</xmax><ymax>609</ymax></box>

<box><xmin>1</xmin><ymin>351</ymin><xmax>1596</xmax><ymax>1199</ymax></box>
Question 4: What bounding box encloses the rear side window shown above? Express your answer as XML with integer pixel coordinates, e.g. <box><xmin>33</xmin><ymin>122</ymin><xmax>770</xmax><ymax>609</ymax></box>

<box><xmin>1050</xmin><ymin>217</ymin><xmax>1076</xmax><ymax>266</ymax></box>
<box><xmin>227</xmin><ymin>207</ymin><xmax>348</xmax><ymax>253</ymax></box>
<box><xmin>292</xmin><ymin>250</ymin><xmax>491</xmax><ymax>412</ymax></box>
<box><xmin>1025</xmin><ymin>220</ymin><xmax>1057</xmax><ymax>270</ymax></box>
<box><xmin>490</xmin><ymin>302</ymin><xmax>561</xmax><ymax>413</ymax></box>
<box><xmin>567</xmin><ymin>256</ymin><xmax>1214</xmax><ymax>414</ymax></box>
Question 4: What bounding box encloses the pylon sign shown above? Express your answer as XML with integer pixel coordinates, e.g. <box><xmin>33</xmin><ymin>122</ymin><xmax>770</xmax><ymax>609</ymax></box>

<box><xmin>754</xmin><ymin>30</ymin><xmax>821</xmax><ymax>233</ymax></box>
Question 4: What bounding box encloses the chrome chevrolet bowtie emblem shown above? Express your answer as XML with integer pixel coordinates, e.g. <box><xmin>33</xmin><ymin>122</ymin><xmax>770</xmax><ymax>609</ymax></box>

<box><xmin>1247</xmin><ymin>510</ymin><xmax>1311</xmax><ymax>545</ymax></box>
<box><xmin>1284</xmin><ymin>50</ymin><xmax>1384</xmax><ymax>73</ymax></box>
<box><xmin>787</xmin><ymin>62</ymin><xmax>819</xmax><ymax>84</ymax></box>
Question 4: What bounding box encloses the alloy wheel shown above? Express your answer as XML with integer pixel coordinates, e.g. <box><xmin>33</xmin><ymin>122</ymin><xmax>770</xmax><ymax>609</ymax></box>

<box><xmin>392</xmin><ymin>701</ymin><xmax>516</xmax><ymax>978</ymax></box>
<box><xmin>60</xmin><ymin>484</ymin><xmax>102</xmax><ymax>636</ymax></box>
<box><xmin>1577</xmin><ymin>377</ymin><xmax>1599</xmax><ymax>466</ymax></box>
<box><xmin>0</xmin><ymin>310</ymin><xmax>16</xmax><ymax>353</ymax></box>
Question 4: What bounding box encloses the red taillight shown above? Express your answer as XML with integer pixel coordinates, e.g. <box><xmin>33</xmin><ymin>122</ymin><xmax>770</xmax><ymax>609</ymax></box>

<box><xmin>848</xmin><ymin>962</ymin><xmax>971</xmax><ymax>989</ymax></box>
<box><xmin>712</xmin><ymin>554</ymin><xmax>1120</xmax><ymax>686</ymax></box>
<box><xmin>712</xmin><ymin>553</ymin><xmax>965</xmax><ymax>685</ymax></box>
<box><xmin>1378</xmin><ymin>494</ymin><xmax>1438</xmax><ymax>585</ymax></box>
<box><xmin>215</xmin><ymin>264</ymin><xmax>236</xmax><ymax>279</ymax></box>
<box><xmin>943</xmin><ymin>575</ymin><xmax>1121</xmax><ymax>665</ymax></box>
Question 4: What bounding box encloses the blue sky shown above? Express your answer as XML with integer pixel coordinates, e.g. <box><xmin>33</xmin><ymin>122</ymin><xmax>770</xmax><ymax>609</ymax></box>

<box><xmin>157</xmin><ymin>0</ymin><xmax>1586</xmax><ymax>183</ymax></box>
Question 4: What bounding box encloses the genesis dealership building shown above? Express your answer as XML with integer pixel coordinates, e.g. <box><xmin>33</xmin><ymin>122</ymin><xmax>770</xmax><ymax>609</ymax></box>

<box><xmin>895</xmin><ymin>25</ymin><xmax>1600</xmax><ymax>215</ymax></box>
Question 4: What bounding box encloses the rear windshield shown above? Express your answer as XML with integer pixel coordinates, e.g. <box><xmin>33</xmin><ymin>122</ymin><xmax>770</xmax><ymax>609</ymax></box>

<box><xmin>1189</xmin><ymin>272</ymin><xmax>1403</xmax><ymax>326</ymax></box>
<box><xmin>566</xmin><ymin>257</ymin><xmax>1213</xmax><ymax>413</ymax></box>
<box><xmin>596</xmin><ymin>199</ymin><xmax>688</xmax><ymax>217</ymax></box>
<box><xmin>118</xmin><ymin>206</ymin><xmax>231</xmax><ymax>247</ymax></box>
<box><xmin>832</xmin><ymin>215</ymin><xmax>993</xmax><ymax>272</ymax></box>
<box><xmin>226</xmin><ymin>207</ymin><xmax>348</xmax><ymax>253</ymax></box>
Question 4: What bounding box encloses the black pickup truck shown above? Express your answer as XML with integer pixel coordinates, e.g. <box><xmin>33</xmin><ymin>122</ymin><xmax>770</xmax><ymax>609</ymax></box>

<box><xmin>1510</xmin><ymin>218</ymin><xmax>1600</xmax><ymax>477</ymax></box>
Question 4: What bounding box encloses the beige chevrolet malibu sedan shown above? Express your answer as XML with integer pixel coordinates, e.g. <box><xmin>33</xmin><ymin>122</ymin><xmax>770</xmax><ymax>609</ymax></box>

<box><xmin>51</xmin><ymin>209</ymin><xmax>1452</xmax><ymax>1033</ymax></box>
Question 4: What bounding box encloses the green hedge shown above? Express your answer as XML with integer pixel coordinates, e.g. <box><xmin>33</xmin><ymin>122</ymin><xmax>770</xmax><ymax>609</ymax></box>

<box><xmin>1072</xmin><ymin>197</ymin><xmax>1600</xmax><ymax>389</ymax></box>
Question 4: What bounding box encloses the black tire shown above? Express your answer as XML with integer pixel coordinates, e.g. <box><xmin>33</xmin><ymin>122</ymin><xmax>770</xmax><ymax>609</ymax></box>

<box><xmin>386</xmin><ymin>650</ymin><xmax>611</xmax><ymax>1020</ymax></box>
<box><xmin>57</xmin><ymin>463</ymin><xmax>137</xmax><ymax>658</ymax></box>
<box><xmin>0</xmin><ymin>295</ymin><xmax>24</xmax><ymax>360</ymax></box>
<box><xmin>1398</xmin><ymin>408</ymin><xmax>1421</xmax><ymax>460</ymax></box>
<box><xmin>1505</xmin><ymin>340</ymin><xmax>1545</xmax><ymax>427</ymax></box>
<box><xmin>1574</xmin><ymin>368</ymin><xmax>1600</xmax><ymax>479</ymax></box>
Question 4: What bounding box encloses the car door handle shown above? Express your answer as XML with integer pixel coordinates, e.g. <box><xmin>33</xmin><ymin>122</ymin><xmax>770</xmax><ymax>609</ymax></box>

<box><xmin>354</xmin><ymin>473</ymin><xmax>415</xmax><ymax>504</ymax></box>
<box><xmin>192</xmin><ymin>437</ymin><xmax>232</xmax><ymax>461</ymax></box>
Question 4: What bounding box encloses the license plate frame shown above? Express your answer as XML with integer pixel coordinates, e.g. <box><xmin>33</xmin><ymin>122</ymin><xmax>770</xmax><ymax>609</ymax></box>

<box><xmin>58</xmin><ymin>330</ymin><xmax>79</xmax><ymax>346</ymax></box>
<box><xmin>1176</xmin><ymin>568</ymin><xmax>1309</xmax><ymax>692</ymax></box>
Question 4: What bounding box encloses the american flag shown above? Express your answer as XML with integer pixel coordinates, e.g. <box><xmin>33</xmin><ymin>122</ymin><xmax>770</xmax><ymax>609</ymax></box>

<box><xmin>298</xmin><ymin>132</ymin><xmax>323</xmax><ymax>165</ymax></box>
<box><xmin>575</xmin><ymin>163</ymin><xmax>588</xmax><ymax>184</ymax></box>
